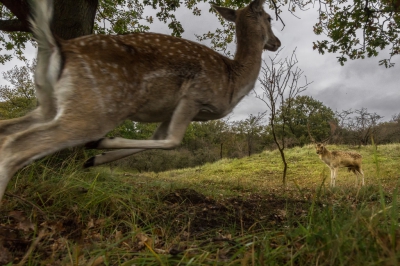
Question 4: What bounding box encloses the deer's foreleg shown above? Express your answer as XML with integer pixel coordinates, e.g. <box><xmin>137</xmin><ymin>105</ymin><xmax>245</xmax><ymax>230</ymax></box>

<box><xmin>84</xmin><ymin>97</ymin><xmax>198</xmax><ymax>150</ymax></box>
<box><xmin>358</xmin><ymin>168</ymin><xmax>365</xmax><ymax>186</ymax></box>
<box><xmin>332</xmin><ymin>167</ymin><xmax>339</xmax><ymax>187</ymax></box>
<box><xmin>83</xmin><ymin>121</ymin><xmax>170</xmax><ymax>167</ymax></box>
<box><xmin>329</xmin><ymin>167</ymin><xmax>338</xmax><ymax>187</ymax></box>
<box><xmin>329</xmin><ymin>167</ymin><xmax>334</xmax><ymax>187</ymax></box>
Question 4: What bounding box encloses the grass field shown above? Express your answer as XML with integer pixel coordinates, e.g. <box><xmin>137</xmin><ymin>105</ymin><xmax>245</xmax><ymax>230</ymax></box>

<box><xmin>0</xmin><ymin>143</ymin><xmax>399</xmax><ymax>265</ymax></box>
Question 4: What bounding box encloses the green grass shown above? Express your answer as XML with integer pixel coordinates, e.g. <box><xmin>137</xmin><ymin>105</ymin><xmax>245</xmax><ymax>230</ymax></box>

<box><xmin>1</xmin><ymin>144</ymin><xmax>400</xmax><ymax>265</ymax></box>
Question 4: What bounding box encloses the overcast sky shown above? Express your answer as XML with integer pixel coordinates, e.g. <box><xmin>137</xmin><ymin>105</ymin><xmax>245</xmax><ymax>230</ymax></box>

<box><xmin>1</xmin><ymin>2</ymin><xmax>398</xmax><ymax>122</ymax></box>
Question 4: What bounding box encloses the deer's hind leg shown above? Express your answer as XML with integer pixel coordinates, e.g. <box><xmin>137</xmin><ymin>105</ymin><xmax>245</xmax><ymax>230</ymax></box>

<box><xmin>360</xmin><ymin>169</ymin><xmax>365</xmax><ymax>186</ymax></box>
<box><xmin>0</xmin><ymin>51</ymin><xmax>59</xmax><ymax>150</ymax></box>
<box><xmin>0</xmin><ymin>108</ymin><xmax>43</xmax><ymax>140</ymax></box>
<box><xmin>348</xmin><ymin>167</ymin><xmax>359</xmax><ymax>186</ymax></box>
<box><xmin>349</xmin><ymin>165</ymin><xmax>364</xmax><ymax>186</ymax></box>
<box><xmin>0</xmin><ymin>117</ymin><xmax>106</xmax><ymax>202</ymax></box>
<box><xmin>0</xmin><ymin>98</ymin><xmax>58</xmax><ymax>150</ymax></box>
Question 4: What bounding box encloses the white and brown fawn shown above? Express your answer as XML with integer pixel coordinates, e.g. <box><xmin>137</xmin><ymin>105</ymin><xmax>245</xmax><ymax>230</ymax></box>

<box><xmin>315</xmin><ymin>143</ymin><xmax>365</xmax><ymax>187</ymax></box>
<box><xmin>0</xmin><ymin>0</ymin><xmax>281</xmax><ymax>202</ymax></box>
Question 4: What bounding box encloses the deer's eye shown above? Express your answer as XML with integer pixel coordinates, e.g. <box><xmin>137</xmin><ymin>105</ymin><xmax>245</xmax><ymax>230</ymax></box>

<box><xmin>267</xmin><ymin>17</ymin><xmax>272</xmax><ymax>23</ymax></box>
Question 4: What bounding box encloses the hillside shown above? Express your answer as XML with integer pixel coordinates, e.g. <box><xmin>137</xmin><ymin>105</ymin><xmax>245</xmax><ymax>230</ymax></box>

<box><xmin>1</xmin><ymin>144</ymin><xmax>399</xmax><ymax>265</ymax></box>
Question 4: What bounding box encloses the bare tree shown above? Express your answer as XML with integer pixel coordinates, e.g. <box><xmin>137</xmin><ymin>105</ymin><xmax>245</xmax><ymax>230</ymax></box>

<box><xmin>335</xmin><ymin>108</ymin><xmax>383</xmax><ymax>145</ymax></box>
<box><xmin>254</xmin><ymin>48</ymin><xmax>311</xmax><ymax>186</ymax></box>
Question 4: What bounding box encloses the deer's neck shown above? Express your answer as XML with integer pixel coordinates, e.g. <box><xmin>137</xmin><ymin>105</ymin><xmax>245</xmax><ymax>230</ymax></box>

<box><xmin>320</xmin><ymin>148</ymin><xmax>332</xmax><ymax>161</ymax></box>
<box><xmin>234</xmin><ymin>27</ymin><xmax>264</xmax><ymax>64</ymax></box>
<box><xmin>231</xmin><ymin>27</ymin><xmax>264</xmax><ymax>99</ymax></box>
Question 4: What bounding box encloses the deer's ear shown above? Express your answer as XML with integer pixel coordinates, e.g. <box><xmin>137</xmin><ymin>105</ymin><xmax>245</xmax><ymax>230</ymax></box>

<box><xmin>249</xmin><ymin>0</ymin><xmax>266</xmax><ymax>13</ymax></box>
<box><xmin>212</xmin><ymin>5</ymin><xmax>236</xmax><ymax>22</ymax></box>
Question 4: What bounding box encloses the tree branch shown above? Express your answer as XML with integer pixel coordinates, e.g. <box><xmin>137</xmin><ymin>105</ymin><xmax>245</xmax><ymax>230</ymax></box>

<box><xmin>0</xmin><ymin>19</ymin><xmax>30</xmax><ymax>32</ymax></box>
<box><xmin>270</xmin><ymin>0</ymin><xmax>285</xmax><ymax>30</ymax></box>
<box><xmin>0</xmin><ymin>0</ymin><xmax>30</xmax><ymax>21</ymax></box>
<box><xmin>0</xmin><ymin>0</ymin><xmax>31</xmax><ymax>32</ymax></box>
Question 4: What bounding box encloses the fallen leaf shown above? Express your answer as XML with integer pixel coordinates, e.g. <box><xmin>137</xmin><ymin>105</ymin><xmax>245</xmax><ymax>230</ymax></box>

<box><xmin>87</xmin><ymin>219</ymin><xmax>94</xmax><ymax>229</ymax></box>
<box><xmin>16</xmin><ymin>220</ymin><xmax>35</xmax><ymax>232</ymax></box>
<box><xmin>115</xmin><ymin>230</ymin><xmax>123</xmax><ymax>242</ymax></box>
<box><xmin>89</xmin><ymin>256</ymin><xmax>104</xmax><ymax>266</ymax></box>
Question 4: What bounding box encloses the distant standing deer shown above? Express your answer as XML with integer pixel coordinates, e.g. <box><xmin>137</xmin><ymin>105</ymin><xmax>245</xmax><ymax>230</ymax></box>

<box><xmin>0</xmin><ymin>0</ymin><xmax>281</xmax><ymax>202</ymax></box>
<box><xmin>315</xmin><ymin>143</ymin><xmax>365</xmax><ymax>187</ymax></box>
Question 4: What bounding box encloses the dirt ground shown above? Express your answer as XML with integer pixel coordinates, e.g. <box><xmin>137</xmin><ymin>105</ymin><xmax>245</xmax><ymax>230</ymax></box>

<box><xmin>0</xmin><ymin>188</ymin><xmax>313</xmax><ymax>264</ymax></box>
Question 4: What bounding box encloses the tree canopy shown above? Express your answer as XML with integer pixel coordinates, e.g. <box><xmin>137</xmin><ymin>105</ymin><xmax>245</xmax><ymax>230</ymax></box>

<box><xmin>277</xmin><ymin>95</ymin><xmax>336</xmax><ymax>145</ymax></box>
<box><xmin>0</xmin><ymin>60</ymin><xmax>36</xmax><ymax>118</ymax></box>
<box><xmin>0</xmin><ymin>0</ymin><xmax>398</xmax><ymax>66</ymax></box>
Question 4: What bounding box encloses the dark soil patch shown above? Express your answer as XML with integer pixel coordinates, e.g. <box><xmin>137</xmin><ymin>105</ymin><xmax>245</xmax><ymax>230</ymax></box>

<box><xmin>0</xmin><ymin>188</ymin><xmax>313</xmax><ymax>264</ymax></box>
<box><xmin>160</xmin><ymin>188</ymin><xmax>311</xmax><ymax>234</ymax></box>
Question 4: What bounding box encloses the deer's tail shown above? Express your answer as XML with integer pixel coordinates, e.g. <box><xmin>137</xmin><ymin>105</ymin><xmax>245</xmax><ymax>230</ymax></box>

<box><xmin>28</xmin><ymin>0</ymin><xmax>62</xmax><ymax>95</ymax></box>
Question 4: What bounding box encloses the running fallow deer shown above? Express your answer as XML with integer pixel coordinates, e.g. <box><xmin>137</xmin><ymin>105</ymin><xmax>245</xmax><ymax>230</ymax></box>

<box><xmin>0</xmin><ymin>0</ymin><xmax>281</xmax><ymax>202</ymax></box>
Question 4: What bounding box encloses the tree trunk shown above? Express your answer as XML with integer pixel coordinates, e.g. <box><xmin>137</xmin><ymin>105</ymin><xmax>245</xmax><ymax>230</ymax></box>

<box><xmin>271</xmin><ymin>122</ymin><xmax>287</xmax><ymax>186</ymax></box>
<box><xmin>247</xmin><ymin>135</ymin><xmax>252</xmax><ymax>157</ymax></box>
<box><xmin>52</xmin><ymin>0</ymin><xmax>98</xmax><ymax>39</ymax></box>
<box><xmin>0</xmin><ymin>0</ymin><xmax>98</xmax><ymax>39</ymax></box>
<box><xmin>278</xmin><ymin>148</ymin><xmax>287</xmax><ymax>187</ymax></box>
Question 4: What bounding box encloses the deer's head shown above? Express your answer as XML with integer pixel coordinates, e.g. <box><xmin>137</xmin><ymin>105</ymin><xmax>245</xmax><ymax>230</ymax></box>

<box><xmin>315</xmin><ymin>143</ymin><xmax>326</xmax><ymax>155</ymax></box>
<box><xmin>212</xmin><ymin>0</ymin><xmax>281</xmax><ymax>52</ymax></box>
